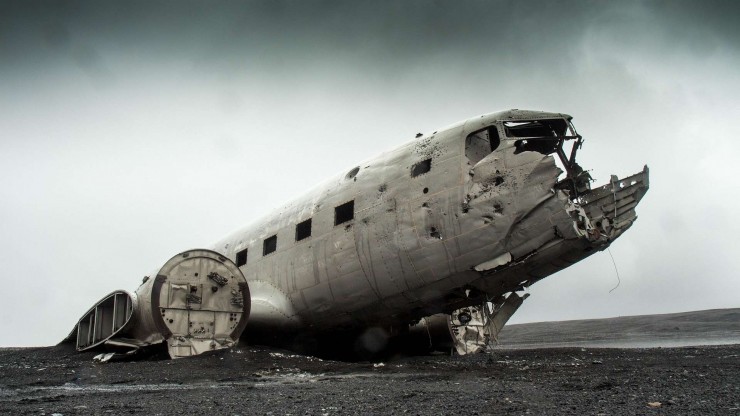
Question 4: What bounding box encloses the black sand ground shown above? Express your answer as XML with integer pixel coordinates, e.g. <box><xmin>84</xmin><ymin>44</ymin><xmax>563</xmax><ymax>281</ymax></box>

<box><xmin>2</xmin><ymin>309</ymin><xmax>739</xmax><ymax>415</ymax></box>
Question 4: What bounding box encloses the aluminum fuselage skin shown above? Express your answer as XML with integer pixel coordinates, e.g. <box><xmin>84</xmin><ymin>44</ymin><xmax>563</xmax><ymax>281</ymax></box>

<box><xmin>212</xmin><ymin>109</ymin><xmax>645</xmax><ymax>335</ymax></box>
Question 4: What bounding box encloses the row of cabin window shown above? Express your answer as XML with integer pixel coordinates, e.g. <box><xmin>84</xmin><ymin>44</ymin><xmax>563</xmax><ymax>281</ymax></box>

<box><xmin>233</xmin><ymin>157</ymin><xmax>436</xmax><ymax>268</ymax></box>
<box><xmin>234</xmin><ymin>200</ymin><xmax>355</xmax><ymax>267</ymax></box>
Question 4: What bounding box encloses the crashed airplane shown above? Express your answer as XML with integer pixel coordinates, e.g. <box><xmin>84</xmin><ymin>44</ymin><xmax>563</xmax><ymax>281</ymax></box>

<box><xmin>64</xmin><ymin>109</ymin><xmax>649</xmax><ymax>358</ymax></box>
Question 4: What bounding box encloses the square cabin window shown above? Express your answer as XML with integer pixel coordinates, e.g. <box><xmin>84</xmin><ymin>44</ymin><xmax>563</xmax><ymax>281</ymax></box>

<box><xmin>263</xmin><ymin>235</ymin><xmax>277</xmax><ymax>256</ymax></box>
<box><xmin>236</xmin><ymin>248</ymin><xmax>248</xmax><ymax>267</ymax></box>
<box><xmin>334</xmin><ymin>200</ymin><xmax>354</xmax><ymax>225</ymax></box>
<box><xmin>296</xmin><ymin>218</ymin><xmax>312</xmax><ymax>241</ymax></box>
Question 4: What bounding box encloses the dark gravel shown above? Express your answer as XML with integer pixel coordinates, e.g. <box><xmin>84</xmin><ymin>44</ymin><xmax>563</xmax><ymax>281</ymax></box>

<box><xmin>1</xmin><ymin>342</ymin><xmax>738</xmax><ymax>415</ymax></box>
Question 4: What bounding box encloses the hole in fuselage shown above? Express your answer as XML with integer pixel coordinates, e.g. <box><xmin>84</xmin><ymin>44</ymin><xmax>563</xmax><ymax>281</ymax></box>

<box><xmin>346</xmin><ymin>167</ymin><xmax>360</xmax><ymax>180</ymax></box>
<box><xmin>411</xmin><ymin>159</ymin><xmax>432</xmax><ymax>177</ymax></box>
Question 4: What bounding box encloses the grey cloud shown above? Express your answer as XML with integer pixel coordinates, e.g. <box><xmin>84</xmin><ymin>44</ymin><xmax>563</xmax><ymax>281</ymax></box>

<box><xmin>3</xmin><ymin>1</ymin><xmax>738</xmax><ymax>76</ymax></box>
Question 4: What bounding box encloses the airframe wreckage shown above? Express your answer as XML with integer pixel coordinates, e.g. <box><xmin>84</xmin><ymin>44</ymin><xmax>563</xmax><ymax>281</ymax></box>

<box><xmin>64</xmin><ymin>109</ymin><xmax>649</xmax><ymax>358</ymax></box>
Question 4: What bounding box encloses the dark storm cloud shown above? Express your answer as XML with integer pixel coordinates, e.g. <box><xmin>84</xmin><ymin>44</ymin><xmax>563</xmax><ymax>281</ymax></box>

<box><xmin>3</xmin><ymin>0</ymin><xmax>738</xmax><ymax>79</ymax></box>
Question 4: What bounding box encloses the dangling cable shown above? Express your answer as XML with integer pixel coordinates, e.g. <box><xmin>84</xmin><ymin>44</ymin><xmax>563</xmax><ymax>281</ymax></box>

<box><xmin>607</xmin><ymin>247</ymin><xmax>621</xmax><ymax>293</ymax></box>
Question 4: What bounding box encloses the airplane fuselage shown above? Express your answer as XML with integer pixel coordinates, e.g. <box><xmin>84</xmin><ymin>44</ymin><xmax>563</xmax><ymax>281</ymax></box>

<box><xmin>66</xmin><ymin>109</ymin><xmax>648</xmax><ymax>358</ymax></box>
<box><xmin>211</xmin><ymin>109</ymin><xmax>647</xmax><ymax>337</ymax></box>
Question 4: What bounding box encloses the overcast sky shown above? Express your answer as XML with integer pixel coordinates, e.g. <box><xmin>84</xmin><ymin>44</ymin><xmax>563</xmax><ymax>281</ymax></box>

<box><xmin>1</xmin><ymin>0</ymin><xmax>738</xmax><ymax>347</ymax></box>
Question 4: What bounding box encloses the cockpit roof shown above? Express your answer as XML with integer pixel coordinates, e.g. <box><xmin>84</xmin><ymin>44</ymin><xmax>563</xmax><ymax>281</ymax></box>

<box><xmin>463</xmin><ymin>109</ymin><xmax>573</xmax><ymax>136</ymax></box>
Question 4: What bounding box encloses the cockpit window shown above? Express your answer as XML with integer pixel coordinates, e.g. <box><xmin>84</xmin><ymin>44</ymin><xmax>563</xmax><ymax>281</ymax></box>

<box><xmin>504</xmin><ymin>119</ymin><xmax>569</xmax><ymax>138</ymax></box>
<box><xmin>465</xmin><ymin>126</ymin><xmax>500</xmax><ymax>165</ymax></box>
<box><xmin>503</xmin><ymin>119</ymin><xmax>576</xmax><ymax>155</ymax></box>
